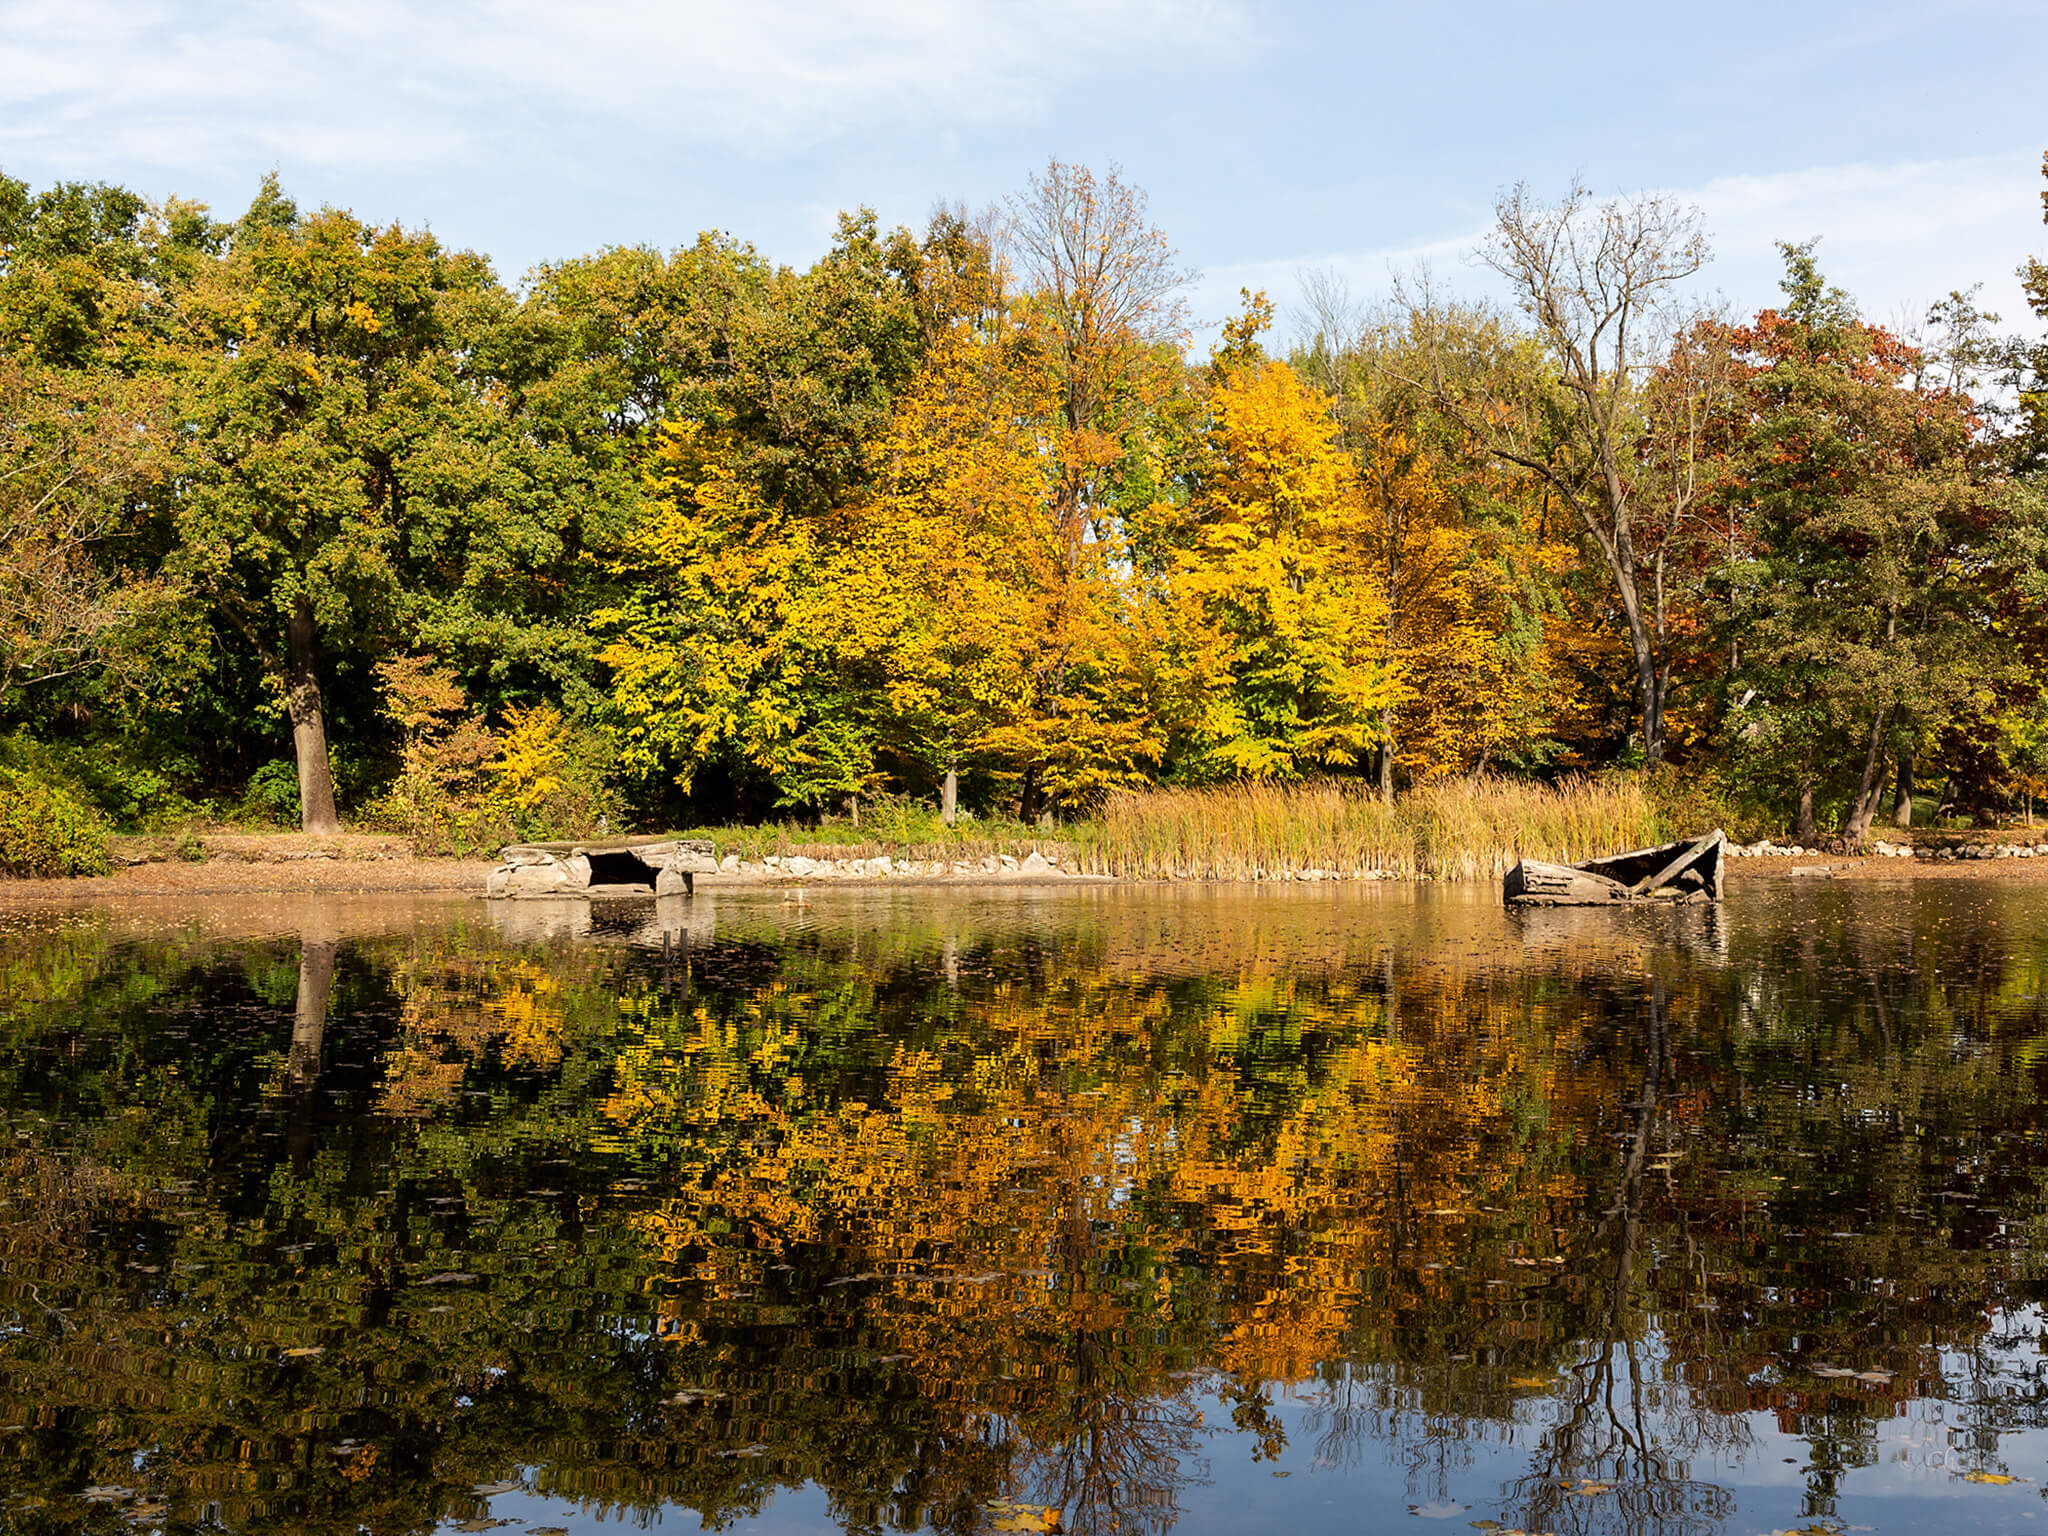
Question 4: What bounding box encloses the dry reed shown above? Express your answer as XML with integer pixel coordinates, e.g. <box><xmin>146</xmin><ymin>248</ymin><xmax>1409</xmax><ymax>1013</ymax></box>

<box><xmin>1079</xmin><ymin>776</ymin><xmax>1669</xmax><ymax>881</ymax></box>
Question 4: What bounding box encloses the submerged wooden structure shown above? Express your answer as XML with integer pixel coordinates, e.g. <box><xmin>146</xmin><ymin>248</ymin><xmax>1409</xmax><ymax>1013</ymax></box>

<box><xmin>1503</xmin><ymin>830</ymin><xmax>1725</xmax><ymax>907</ymax></box>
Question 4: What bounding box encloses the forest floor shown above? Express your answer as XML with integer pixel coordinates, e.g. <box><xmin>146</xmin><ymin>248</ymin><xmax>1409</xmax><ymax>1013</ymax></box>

<box><xmin>4</xmin><ymin>827</ymin><xmax>2048</xmax><ymax>899</ymax></box>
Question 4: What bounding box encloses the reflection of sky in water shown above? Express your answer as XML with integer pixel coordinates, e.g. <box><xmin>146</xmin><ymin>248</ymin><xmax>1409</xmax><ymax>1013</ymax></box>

<box><xmin>2</xmin><ymin>882</ymin><xmax>2046</xmax><ymax>1536</ymax></box>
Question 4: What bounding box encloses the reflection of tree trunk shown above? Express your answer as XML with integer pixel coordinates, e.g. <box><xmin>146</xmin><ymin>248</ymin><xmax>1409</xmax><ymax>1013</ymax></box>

<box><xmin>291</xmin><ymin>940</ymin><xmax>335</xmax><ymax>1087</ymax></box>
<box><xmin>287</xmin><ymin>598</ymin><xmax>341</xmax><ymax>833</ymax></box>
<box><xmin>288</xmin><ymin>936</ymin><xmax>336</xmax><ymax>1175</ymax></box>
<box><xmin>1517</xmin><ymin>985</ymin><xmax>1674</xmax><ymax>1535</ymax></box>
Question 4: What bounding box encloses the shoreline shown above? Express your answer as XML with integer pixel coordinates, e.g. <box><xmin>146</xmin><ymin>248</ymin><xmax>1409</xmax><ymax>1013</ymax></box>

<box><xmin>6</xmin><ymin>847</ymin><xmax>2048</xmax><ymax>902</ymax></box>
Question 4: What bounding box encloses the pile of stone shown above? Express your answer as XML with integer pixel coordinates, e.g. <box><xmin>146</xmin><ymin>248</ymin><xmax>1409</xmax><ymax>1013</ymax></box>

<box><xmin>1728</xmin><ymin>837</ymin><xmax>2048</xmax><ymax>862</ymax></box>
<box><xmin>1922</xmin><ymin>841</ymin><xmax>2048</xmax><ymax>861</ymax></box>
<box><xmin>749</xmin><ymin>850</ymin><xmax>1070</xmax><ymax>878</ymax></box>
<box><xmin>487</xmin><ymin>838</ymin><xmax>717</xmax><ymax>898</ymax></box>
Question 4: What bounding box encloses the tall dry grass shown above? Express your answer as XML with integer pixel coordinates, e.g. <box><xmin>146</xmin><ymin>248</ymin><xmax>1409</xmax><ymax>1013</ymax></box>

<box><xmin>1080</xmin><ymin>776</ymin><xmax>1671</xmax><ymax>881</ymax></box>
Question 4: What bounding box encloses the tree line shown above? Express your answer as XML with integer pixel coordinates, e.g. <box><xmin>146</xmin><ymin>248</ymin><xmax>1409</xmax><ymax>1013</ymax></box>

<box><xmin>4</xmin><ymin>157</ymin><xmax>2047</xmax><ymax>845</ymax></box>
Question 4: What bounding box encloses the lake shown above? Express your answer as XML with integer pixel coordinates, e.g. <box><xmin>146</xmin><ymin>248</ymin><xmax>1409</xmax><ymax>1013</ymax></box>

<box><xmin>0</xmin><ymin>880</ymin><xmax>2044</xmax><ymax>1536</ymax></box>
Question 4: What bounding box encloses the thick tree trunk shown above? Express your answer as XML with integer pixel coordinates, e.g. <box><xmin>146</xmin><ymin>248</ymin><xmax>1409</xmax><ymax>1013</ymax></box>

<box><xmin>1793</xmin><ymin>751</ymin><xmax>1817</xmax><ymax>844</ymax></box>
<box><xmin>1892</xmin><ymin>748</ymin><xmax>1914</xmax><ymax>828</ymax></box>
<box><xmin>286</xmin><ymin>599</ymin><xmax>341</xmax><ymax>833</ymax></box>
<box><xmin>1842</xmin><ymin>707</ymin><xmax>1893</xmax><ymax>846</ymax></box>
<box><xmin>1017</xmin><ymin>763</ymin><xmax>1042</xmax><ymax>825</ymax></box>
<box><xmin>942</xmin><ymin>764</ymin><xmax>958</xmax><ymax>825</ymax></box>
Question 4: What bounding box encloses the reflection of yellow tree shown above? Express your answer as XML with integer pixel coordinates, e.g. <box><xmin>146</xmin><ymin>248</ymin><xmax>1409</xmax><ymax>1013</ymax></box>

<box><xmin>376</xmin><ymin>947</ymin><xmax>588</xmax><ymax>1116</ymax></box>
<box><xmin>592</xmin><ymin>953</ymin><xmax>1622</xmax><ymax>1533</ymax></box>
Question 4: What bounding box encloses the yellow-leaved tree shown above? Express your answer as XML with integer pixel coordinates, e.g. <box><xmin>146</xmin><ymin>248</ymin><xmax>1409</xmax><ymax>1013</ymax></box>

<box><xmin>595</xmin><ymin>421</ymin><xmax>852</xmax><ymax>806</ymax></box>
<box><xmin>862</xmin><ymin>303</ymin><xmax>1168</xmax><ymax>816</ymax></box>
<box><xmin>1174</xmin><ymin>352</ymin><xmax>1395</xmax><ymax>778</ymax></box>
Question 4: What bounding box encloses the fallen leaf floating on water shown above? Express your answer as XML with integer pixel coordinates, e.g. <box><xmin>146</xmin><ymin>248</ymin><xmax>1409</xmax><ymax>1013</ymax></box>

<box><xmin>80</xmin><ymin>1487</ymin><xmax>134</xmax><ymax>1503</ymax></box>
<box><xmin>470</xmin><ymin>1480</ymin><xmax>522</xmax><ymax>1495</ymax></box>
<box><xmin>1508</xmin><ymin>1376</ymin><xmax>1560</xmax><ymax>1390</ymax></box>
<box><xmin>1561</xmin><ymin>1479</ymin><xmax>1615</xmax><ymax>1496</ymax></box>
<box><xmin>530</xmin><ymin>1529</ymin><xmax>569</xmax><ymax>1536</ymax></box>
<box><xmin>454</xmin><ymin>1523</ymin><xmax>507</xmax><ymax>1533</ymax></box>
<box><xmin>716</xmin><ymin>1444</ymin><xmax>770</xmax><ymax>1459</ymax></box>
<box><xmin>1469</xmin><ymin>1526</ymin><xmax>1553</xmax><ymax>1536</ymax></box>
<box><xmin>1958</xmin><ymin>1471</ymin><xmax>2024</xmax><ymax>1484</ymax></box>
<box><xmin>985</xmin><ymin>1501</ymin><xmax>1062</xmax><ymax>1532</ymax></box>
<box><xmin>420</xmin><ymin>1272</ymin><xmax>477</xmax><ymax>1285</ymax></box>
<box><xmin>1409</xmin><ymin>1501</ymin><xmax>1470</xmax><ymax>1518</ymax></box>
<box><xmin>282</xmin><ymin>1346</ymin><xmax>324</xmax><ymax>1358</ymax></box>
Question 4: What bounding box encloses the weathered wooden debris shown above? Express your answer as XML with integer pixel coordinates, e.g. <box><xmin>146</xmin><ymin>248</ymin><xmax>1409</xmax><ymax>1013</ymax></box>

<box><xmin>1503</xmin><ymin>830</ymin><xmax>1725</xmax><ymax>907</ymax></box>
<box><xmin>487</xmin><ymin>837</ymin><xmax>717</xmax><ymax>899</ymax></box>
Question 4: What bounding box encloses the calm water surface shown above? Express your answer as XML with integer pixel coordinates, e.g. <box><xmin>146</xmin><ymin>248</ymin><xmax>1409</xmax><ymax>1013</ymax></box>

<box><xmin>1</xmin><ymin>881</ymin><xmax>2046</xmax><ymax>1536</ymax></box>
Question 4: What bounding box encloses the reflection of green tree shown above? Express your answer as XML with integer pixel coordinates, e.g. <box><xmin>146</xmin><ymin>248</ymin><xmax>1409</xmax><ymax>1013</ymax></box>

<box><xmin>1</xmin><ymin>888</ymin><xmax>2047</xmax><ymax>1532</ymax></box>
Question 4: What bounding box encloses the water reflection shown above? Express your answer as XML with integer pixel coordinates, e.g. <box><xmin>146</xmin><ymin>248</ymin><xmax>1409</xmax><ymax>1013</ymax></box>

<box><xmin>0</xmin><ymin>884</ymin><xmax>2044</xmax><ymax>1535</ymax></box>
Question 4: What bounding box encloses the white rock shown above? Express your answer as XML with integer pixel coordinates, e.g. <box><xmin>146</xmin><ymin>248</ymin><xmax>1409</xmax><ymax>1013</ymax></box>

<box><xmin>872</xmin><ymin>855</ymin><xmax>894</xmax><ymax>876</ymax></box>
<box><xmin>999</xmin><ymin>854</ymin><xmax>1020</xmax><ymax>872</ymax></box>
<box><xmin>719</xmin><ymin>853</ymin><xmax>740</xmax><ymax>874</ymax></box>
<box><xmin>655</xmin><ymin>866</ymin><xmax>693</xmax><ymax>896</ymax></box>
<box><xmin>1020</xmin><ymin>850</ymin><xmax>1051</xmax><ymax>874</ymax></box>
<box><xmin>784</xmin><ymin>856</ymin><xmax>816</xmax><ymax>877</ymax></box>
<box><xmin>493</xmin><ymin>862</ymin><xmax>576</xmax><ymax>897</ymax></box>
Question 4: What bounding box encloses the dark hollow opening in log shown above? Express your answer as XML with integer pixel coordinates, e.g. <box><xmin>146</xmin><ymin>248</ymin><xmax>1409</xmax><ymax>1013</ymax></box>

<box><xmin>585</xmin><ymin>851</ymin><xmax>657</xmax><ymax>889</ymax></box>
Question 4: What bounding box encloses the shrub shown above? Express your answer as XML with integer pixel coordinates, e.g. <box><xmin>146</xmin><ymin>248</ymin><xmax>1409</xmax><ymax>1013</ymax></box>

<box><xmin>241</xmin><ymin>759</ymin><xmax>302</xmax><ymax>826</ymax></box>
<box><xmin>0</xmin><ymin>765</ymin><xmax>112</xmax><ymax>877</ymax></box>
<box><xmin>487</xmin><ymin>703</ymin><xmax>619</xmax><ymax>844</ymax></box>
<box><xmin>362</xmin><ymin>659</ymin><xmax>621</xmax><ymax>854</ymax></box>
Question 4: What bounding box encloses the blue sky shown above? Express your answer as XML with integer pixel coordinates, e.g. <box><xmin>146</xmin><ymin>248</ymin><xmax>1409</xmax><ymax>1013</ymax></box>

<box><xmin>4</xmin><ymin>0</ymin><xmax>2043</xmax><ymax>344</ymax></box>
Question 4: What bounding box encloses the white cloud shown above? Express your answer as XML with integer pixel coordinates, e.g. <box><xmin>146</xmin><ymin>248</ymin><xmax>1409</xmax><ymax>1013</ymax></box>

<box><xmin>1203</xmin><ymin>151</ymin><xmax>2046</xmax><ymax>348</ymax></box>
<box><xmin>0</xmin><ymin>0</ymin><xmax>1246</xmax><ymax>174</ymax></box>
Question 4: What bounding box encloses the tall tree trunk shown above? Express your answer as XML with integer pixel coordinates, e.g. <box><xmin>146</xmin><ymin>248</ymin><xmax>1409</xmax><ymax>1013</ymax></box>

<box><xmin>1598</xmin><ymin>544</ymin><xmax>1663</xmax><ymax>765</ymax></box>
<box><xmin>1892</xmin><ymin>747</ymin><xmax>1914</xmax><ymax>828</ymax></box>
<box><xmin>941</xmin><ymin>763</ymin><xmax>958</xmax><ymax>825</ymax></box>
<box><xmin>286</xmin><ymin>599</ymin><xmax>341</xmax><ymax>833</ymax></box>
<box><xmin>1596</xmin><ymin>512</ymin><xmax>1665</xmax><ymax>766</ymax></box>
<box><xmin>1377</xmin><ymin>711</ymin><xmax>1394</xmax><ymax>805</ymax></box>
<box><xmin>1842</xmin><ymin>706</ymin><xmax>1893</xmax><ymax>846</ymax></box>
